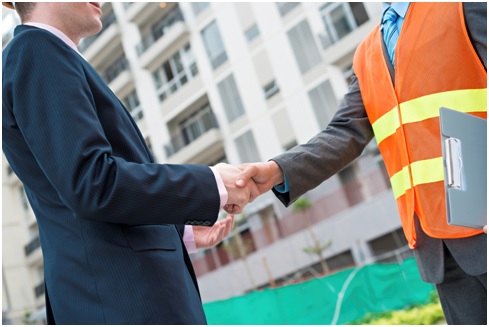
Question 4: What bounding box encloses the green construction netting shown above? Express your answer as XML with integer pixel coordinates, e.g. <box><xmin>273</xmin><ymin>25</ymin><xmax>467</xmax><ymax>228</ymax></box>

<box><xmin>203</xmin><ymin>257</ymin><xmax>435</xmax><ymax>325</ymax></box>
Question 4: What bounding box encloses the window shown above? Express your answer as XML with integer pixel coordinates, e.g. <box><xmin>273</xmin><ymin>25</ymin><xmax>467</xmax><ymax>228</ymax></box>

<box><xmin>152</xmin><ymin>44</ymin><xmax>198</xmax><ymax>102</ymax></box>
<box><xmin>263</xmin><ymin>80</ymin><xmax>280</xmax><ymax>99</ymax></box>
<box><xmin>338</xmin><ymin>164</ymin><xmax>364</xmax><ymax>207</ymax></box>
<box><xmin>201</xmin><ymin>21</ymin><xmax>228</xmax><ymax>70</ymax></box>
<box><xmin>122</xmin><ymin>90</ymin><xmax>143</xmax><ymax>121</ymax></box>
<box><xmin>319</xmin><ymin>2</ymin><xmax>369</xmax><ymax>49</ymax></box>
<box><xmin>235</xmin><ymin>131</ymin><xmax>260</xmax><ymax>163</ymax></box>
<box><xmin>368</xmin><ymin>228</ymin><xmax>412</xmax><ymax>263</ymax></box>
<box><xmin>342</xmin><ymin>65</ymin><xmax>354</xmax><ymax>85</ymax></box>
<box><xmin>245</xmin><ymin>24</ymin><xmax>260</xmax><ymax>43</ymax></box>
<box><xmin>283</xmin><ymin>140</ymin><xmax>298</xmax><ymax>151</ymax></box>
<box><xmin>308</xmin><ymin>80</ymin><xmax>338</xmax><ymax>128</ymax></box>
<box><xmin>217</xmin><ymin>74</ymin><xmax>245</xmax><ymax>123</ymax></box>
<box><xmin>191</xmin><ymin>2</ymin><xmax>209</xmax><ymax>16</ymax></box>
<box><xmin>287</xmin><ymin>20</ymin><xmax>322</xmax><ymax>74</ymax></box>
<box><xmin>276</xmin><ymin>2</ymin><xmax>300</xmax><ymax>17</ymax></box>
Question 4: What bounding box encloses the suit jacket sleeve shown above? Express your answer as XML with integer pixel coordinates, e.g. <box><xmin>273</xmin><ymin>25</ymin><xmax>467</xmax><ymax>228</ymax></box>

<box><xmin>272</xmin><ymin>75</ymin><xmax>374</xmax><ymax>206</ymax></box>
<box><xmin>3</xmin><ymin>28</ymin><xmax>220</xmax><ymax>225</ymax></box>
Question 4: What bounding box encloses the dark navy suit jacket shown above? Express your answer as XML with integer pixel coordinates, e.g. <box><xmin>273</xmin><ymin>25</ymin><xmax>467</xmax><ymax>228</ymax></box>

<box><xmin>2</xmin><ymin>25</ymin><xmax>219</xmax><ymax>324</ymax></box>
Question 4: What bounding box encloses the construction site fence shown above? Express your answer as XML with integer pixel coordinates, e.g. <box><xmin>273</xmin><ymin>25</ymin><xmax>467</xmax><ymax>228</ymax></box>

<box><xmin>203</xmin><ymin>257</ymin><xmax>435</xmax><ymax>325</ymax></box>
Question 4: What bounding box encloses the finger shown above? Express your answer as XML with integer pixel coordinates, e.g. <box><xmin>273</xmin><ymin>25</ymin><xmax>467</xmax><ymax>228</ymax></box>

<box><xmin>236</xmin><ymin>164</ymin><xmax>259</xmax><ymax>187</ymax></box>
<box><xmin>230</xmin><ymin>204</ymin><xmax>242</xmax><ymax>214</ymax></box>
<box><xmin>223</xmin><ymin>204</ymin><xmax>235</xmax><ymax>214</ymax></box>
<box><xmin>237</xmin><ymin>163</ymin><xmax>249</xmax><ymax>172</ymax></box>
<box><xmin>248</xmin><ymin>180</ymin><xmax>261</xmax><ymax>202</ymax></box>
<box><xmin>216</xmin><ymin>223</ymin><xmax>226</xmax><ymax>244</ymax></box>
<box><xmin>208</xmin><ymin>230</ymin><xmax>218</xmax><ymax>248</ymax></box>
<box><xmin>223</xmin><ymin>215</ymin><xmax>234</xmax><ymax>236</ymax></box>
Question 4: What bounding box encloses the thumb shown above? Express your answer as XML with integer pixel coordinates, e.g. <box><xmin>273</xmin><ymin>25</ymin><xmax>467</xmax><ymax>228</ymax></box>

<box><xmin>236</xmin><ymin>164</ymin><xmax>257</xmax><ymax>187</ymax></box>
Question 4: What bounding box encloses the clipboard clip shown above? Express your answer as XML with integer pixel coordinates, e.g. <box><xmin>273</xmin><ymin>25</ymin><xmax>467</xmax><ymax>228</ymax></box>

<box><xmin>444</xmin><ymin>137</ymin><xmax>463</xmax><ymax>190</ymax></box>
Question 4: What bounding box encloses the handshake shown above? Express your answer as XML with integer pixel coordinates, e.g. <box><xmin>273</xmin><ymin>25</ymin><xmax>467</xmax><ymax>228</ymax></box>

<box><xmin>213</xmin><ymin>161</ymin><xmax>285</xmax><ymax>214</ymax></box>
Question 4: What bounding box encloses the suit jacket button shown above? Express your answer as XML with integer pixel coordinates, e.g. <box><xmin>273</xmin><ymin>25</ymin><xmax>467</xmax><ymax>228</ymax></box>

<box><xmin>203</xmin><ymin>221</ymin><xmax>211</xmax><ymax>226</ymax></box>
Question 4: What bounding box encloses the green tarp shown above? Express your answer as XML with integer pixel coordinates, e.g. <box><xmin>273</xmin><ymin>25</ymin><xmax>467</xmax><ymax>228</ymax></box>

<box><xmin>203</xmin><ymin>257</ymin><xmax>434</xmax><ymax>324</ymax></box>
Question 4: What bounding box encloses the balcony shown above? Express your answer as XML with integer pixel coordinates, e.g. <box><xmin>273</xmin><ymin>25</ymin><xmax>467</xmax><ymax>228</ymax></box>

<box><xmin>25</xmin><ymin>235</ymin><xmax>43</xmax><ymax>266</ymax></box>
<box><xmin>108</xmin><ymin>70</ymin><xmax>132</xmax><ymax>96</ymax></box>
<box><xmin>137</xmin><ymin>10</ymin><xmax>189</xmax><ymax>69</ymax></box>
<box><xmin>24</xmin><ymin>235</ymin><xmax>41</xmax><ymax>256</ymax></box>
<box><xmin>165</xmin><ymin>111</ymin><xmax>223</xmax><ymax>164</ymax></box>
<box><xmin>125</xmin><ymin>2</ymin><xmax>160</xmax><ymax>25</ymax></box>
<box><xmin>34</xmin><ymin>281</ymin><xmax>45</xmax><ymax>298</ymax></box>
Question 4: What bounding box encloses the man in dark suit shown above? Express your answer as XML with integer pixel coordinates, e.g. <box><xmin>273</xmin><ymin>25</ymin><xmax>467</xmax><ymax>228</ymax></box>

<box><xmin>234</xmin><ymin>2</ymin><xmax>487</xmax><ymax>325</ymax></box>
<box><xmin>2</xmin><ymin>2</ymin><xmax>254</xmax><ymax>324</ymax></box>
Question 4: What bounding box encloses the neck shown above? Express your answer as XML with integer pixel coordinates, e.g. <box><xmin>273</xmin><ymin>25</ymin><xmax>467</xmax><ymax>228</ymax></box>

<box><xmin>26</xmin><ymin>4</ymin><xmax>82</xmax><ymax>44</ymax></box>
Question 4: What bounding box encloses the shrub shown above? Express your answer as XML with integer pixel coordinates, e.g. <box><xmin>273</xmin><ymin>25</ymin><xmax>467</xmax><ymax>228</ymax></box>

<box><xmin>350</xmin><ymin>291</ymin><xmax>445</xmax><ymax>325</ymax></box>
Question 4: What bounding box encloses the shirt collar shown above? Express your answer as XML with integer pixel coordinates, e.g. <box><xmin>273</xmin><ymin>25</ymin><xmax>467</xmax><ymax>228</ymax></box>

<box><xmin>23</xmin><ymin>22</ymin><xmax>84</xmax><ymax>58</ymax></box>
<box><xmin>382</xmin><ymin>2</ymin><xmax>410</xmax><ymax>19</ymax></box>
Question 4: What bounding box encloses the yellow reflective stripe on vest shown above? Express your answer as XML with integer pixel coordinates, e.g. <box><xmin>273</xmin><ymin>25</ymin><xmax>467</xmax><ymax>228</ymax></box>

<box><xmin>371</xmin><ymin>107</ymin><xmax>400</xmax><ymax>145</ymax></box>
<box><xmin>401</xmin><ymin>88</ymin><xmax>487</xmax><ymax>124</ymax></box>
<box><xmin>373</xmin><ymin>88</ymin><xmax>487</xmax><ymax>144</ymax></box>
<box><xmin>390</xmin><ymin>157</ymin><xmax>444</xmax><ymax>199</ymax></box>
<box><xmin>391</xmin><ymin>165</ymin><xmax>412</xmax><ymax>199</ymax></box>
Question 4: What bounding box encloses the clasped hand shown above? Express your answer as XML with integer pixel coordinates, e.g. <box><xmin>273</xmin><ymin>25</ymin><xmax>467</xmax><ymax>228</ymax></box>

<box><xmin>213</xmin><ymin>161</ymin><xmax>284</xmax><ymax>214</ymax></box>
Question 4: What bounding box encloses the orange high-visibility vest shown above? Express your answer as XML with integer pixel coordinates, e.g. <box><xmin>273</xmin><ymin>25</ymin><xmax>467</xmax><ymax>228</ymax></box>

<box><xmin>353</xmin><ymin>2</ymin><xmax>487</xmax><ymax>248</ymax></box>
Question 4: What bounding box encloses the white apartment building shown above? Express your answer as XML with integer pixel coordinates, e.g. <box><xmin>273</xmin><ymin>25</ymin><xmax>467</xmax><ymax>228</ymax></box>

<box><xmin>2</xmin><ymin>2</ymin><xmax>412</xmax><ymax>324</ymax></box>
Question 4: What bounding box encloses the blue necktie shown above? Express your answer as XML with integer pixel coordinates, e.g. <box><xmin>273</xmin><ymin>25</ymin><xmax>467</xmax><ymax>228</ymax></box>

<box><xmin>381</xmin><ymin>7</ymin><xmax>400</xmax><ymax>66</ymax></box>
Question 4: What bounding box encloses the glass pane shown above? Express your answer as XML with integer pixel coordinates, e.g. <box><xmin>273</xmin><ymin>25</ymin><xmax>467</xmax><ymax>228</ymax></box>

<box><xmin>276</xmin><ymin>2</ymin><xmax>299</xmax><ymax>16</ymax></box>
<box><xmin>202</xmin><ymin>21</ymin><xmax>227</xmax><ymax>69</ymax></box>
<box><xmin>152</xmin><ymin>71</ymin><xmax>162</xmax><ymax>89</ymax></box>
<box><xmin>163</xmin><ymin>61</ymin><xmax>174</xmax><ymax>81</ymax></box>
<box><xmin>330</xmin><ymin>5</ymin><xmax>352</xmax><ymax>40</ymax></box>
<box><xmin>350</xmin><ymin>2</ymin><xmax>369</xmax><ymax>26</ymax></box>
<box><xmin>180</xmin><ymin>75</ymin><xmax>188</xmax><ymax>86</ymax></box>
<box><xmin>173</xmin><ymin>52</ymin><xmax>184</xmax><ymax>73</ymax></box>
<box><xmin>245</xmin><ymin>24</ymin><xmax>260</xmax><ymax>43</ymax></box>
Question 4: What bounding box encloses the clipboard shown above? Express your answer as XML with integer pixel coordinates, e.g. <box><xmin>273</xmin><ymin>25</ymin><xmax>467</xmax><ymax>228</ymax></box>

<box><xmin>440</xmin><ymin>107</ymin><xmax>487</xmax><ymax>230</ymax></box>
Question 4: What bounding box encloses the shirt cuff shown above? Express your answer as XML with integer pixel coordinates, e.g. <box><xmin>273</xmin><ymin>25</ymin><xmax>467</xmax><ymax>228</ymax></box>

<box><xmin>183</xmin><ymin>225</ymin><xmax>198</xmax><ymax>254</ymax></box>
<box><xmin>274</xmin><ymin>173</ymin><xmax>290</xmax><ymax>193</ymax></box>
<box><xmin>209</xmin><ymin>166</ymin><xmax>228</xmax><ymax>209</ymax></box>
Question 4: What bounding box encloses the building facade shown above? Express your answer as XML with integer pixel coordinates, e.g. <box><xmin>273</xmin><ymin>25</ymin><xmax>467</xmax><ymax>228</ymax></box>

<box><xmin>2</xmin><ymin>2</ymin><xmax>412</xmax><ymax>323</ymax></box>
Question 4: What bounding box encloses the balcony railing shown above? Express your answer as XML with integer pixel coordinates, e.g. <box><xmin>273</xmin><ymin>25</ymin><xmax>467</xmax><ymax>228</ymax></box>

<box><xmin>105</xmin><ymin>56</ymin><xmax>129</xmax><ymax>84</ymax></box>
<box><xmin>129</xmin><ymin>106</ymin><xmax>144</xmax><ymax>121</ymax></box>
<box><xmin>136</xmin><ymin>8</ymin><xmax>184</xmax><ymax>56</ymax></box>
<box><xmin>165</xmin><ymin>110</ymin><xmax>219</xmax><ymax>157</ymax></box>
<box><xmin>24</xmin><ymin>235</ymin><xmax>41</xmax><ymax>256</ymax></box>
<box><xmin>34</xmin><ymin>282</ymin><xmax>45</xmax><ymax>298</ymax></box>
<box><xmin>78</xmin><ymin>10</ymin><xmax>117</xmax><ymax>53</ymax></box>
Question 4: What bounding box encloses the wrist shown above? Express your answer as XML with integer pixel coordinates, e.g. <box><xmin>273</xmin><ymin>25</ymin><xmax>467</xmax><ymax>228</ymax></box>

<box><xmin>268</xmin><ymin>160</ymin><xmax>284</xmax><ymax>186</ymax></box>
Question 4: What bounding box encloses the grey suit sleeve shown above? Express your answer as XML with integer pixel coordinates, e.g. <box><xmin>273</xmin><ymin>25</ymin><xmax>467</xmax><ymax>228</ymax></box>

<box><xmin>463</xmin><ymin>2</ymin><xmax>487</xmax><ymax>69</ymax></box>
<box><xmin>271</xmin><ymin>75</ymin><xmax>374</xmax><ymax>206</ymax></box>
